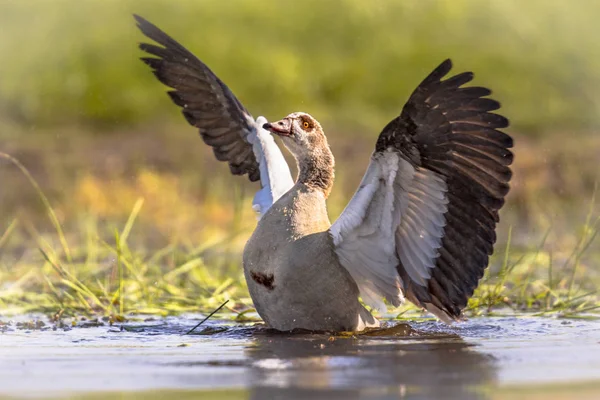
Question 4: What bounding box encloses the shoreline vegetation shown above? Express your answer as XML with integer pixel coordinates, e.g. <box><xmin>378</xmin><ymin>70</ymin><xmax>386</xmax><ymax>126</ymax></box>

<box><xmin>0</xmin><ymin>131</ymin><xmax>598</xmax><ymax>322</ymax></box>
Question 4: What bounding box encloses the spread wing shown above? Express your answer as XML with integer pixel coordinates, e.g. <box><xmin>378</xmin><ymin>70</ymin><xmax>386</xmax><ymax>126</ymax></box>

<box><xmin>135</xmin><ymin>15</ymin><xmax>293</xmax><ymax>216</ymax></box>
<box><xmin>330</xmin><ymin>59</ymin><xmax>513</xmax><ymax>321</ymax></box>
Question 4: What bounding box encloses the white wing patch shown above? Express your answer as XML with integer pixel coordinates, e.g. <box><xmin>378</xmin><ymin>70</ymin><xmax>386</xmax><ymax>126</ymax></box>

<box><xmin>331</xmin><ymin>151</ymin><xmax>410</xmax><ymax>312</ymax></box>
<box><xmin>396</xmin><ymin>169</ymin><xmax>448</xmax><ymax>286</ymax></box>
<box><xmin>248</xmin><ymin>116</ymin><xmax>294</xmax><ymax>218</ymax></box>
<box><xmin>330</xmin><ymin>151</ymin><xmax>448</xmax><ymax>313</ymax></box>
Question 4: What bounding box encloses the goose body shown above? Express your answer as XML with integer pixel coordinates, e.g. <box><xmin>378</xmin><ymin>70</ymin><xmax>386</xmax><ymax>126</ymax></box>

<box><xmin>136</xmin><ymin>15</ymin><xmax>514</xmax><ymax>331</ymax></box>
<box><xmin>244</xmin><ymin>183</ymin><xmax>377</xmax><ymax>331</ymax></box>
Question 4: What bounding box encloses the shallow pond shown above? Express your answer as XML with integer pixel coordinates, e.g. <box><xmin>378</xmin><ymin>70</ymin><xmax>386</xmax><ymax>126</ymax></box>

<box><xmin>1</xmin><ymin>316</ymin><xmax>600</xmax><ymax>399</ymax></box>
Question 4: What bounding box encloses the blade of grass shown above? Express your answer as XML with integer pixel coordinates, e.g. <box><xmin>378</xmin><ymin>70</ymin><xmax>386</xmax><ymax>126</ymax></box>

<box><xmin>0</xmin><ymin>218</ymin><xmax>18</xmax><ymax>251</ymax></box>
<box><xmin>569</xmin><ymin>217</ymin><xmax>600</xmax><ymax>298</ymax></box>
<box><xmin>568</xmin><ymin>183</ymin><xmax>598</xmax><ymax>297</ymax></box>
<box><xmin>548</xmin><ymin>251</ymin><xmax>553</xmax><ymax>290</ymax></box>
<box><xmin>83</xmin><ymin>214</ymin><xmax>99</xmax><ymax>269</ymax></box>
<box><xmin>212</xmin><ymin>278</ymin><xmax>233</xmax><ymax>297</ymax></box>
<box><xmin>0</xmin><ymin>152</ymin><xmax>71</xmax><ymax>262</ymax></box>
<box><xmin>39</xmin><ymin>248</ymin><xmax>108</xmax><ymax>312</ymax></box>
<box><xmin>519</xmin><ymin>227</ymin><xmax>551</xmax><ymax>299</ymax></box>
<box><xmin>490</xmin><ymin>225</ymin><xmax>513</xmax><ymax>308</ymax></box>
<box><xmin>184</xmin><ymin>299</ymin><xmax>230</xmax><ymax>335</ymax></box>
<box><xmin>163</xmin><ymin>258</ymin><xmax>204</xmax><ymax>281</ymax></box>
<box><xmin>114</xmin><ymin>230</ymin><xmax>124</xmax><ymax>316</ymax></box>
<box><xmin>120</xmin><ymin>198</ymin><xmax>144</xmax><ymax>248</ymax></box>
<box><xmin>42</xmin><ymin>274</ymin><xmax>65</xmax><ymax>309</ymax></box>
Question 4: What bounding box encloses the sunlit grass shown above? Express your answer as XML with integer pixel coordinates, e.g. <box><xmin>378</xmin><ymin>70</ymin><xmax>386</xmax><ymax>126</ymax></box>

<box><xmin>467</xmin><ymin>186</ymin><xmax>600</xmax><ymax>319</ymax></box>
<box><xmin>0</xmin><ymin>152</ymin><xmax>598</xmax><ymax>323</ymax></box>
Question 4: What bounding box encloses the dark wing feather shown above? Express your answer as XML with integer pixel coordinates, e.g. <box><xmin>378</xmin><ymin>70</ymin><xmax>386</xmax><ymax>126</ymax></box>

<box><xmin>377</xmin><ymin>59</ymin><xmax>513</xmax><ymax>320</ymax></box>
<box><xmin>134</xmin><ymin>15</ymin><xmax>260</xmax><ymax>182</ymax></box>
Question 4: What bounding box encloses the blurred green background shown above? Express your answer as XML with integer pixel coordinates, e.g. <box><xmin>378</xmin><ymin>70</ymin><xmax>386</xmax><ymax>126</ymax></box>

<box><xmin>2</xmin><ymin>0</ymin><xmax>600</xmax><ymax>132</ymax></box>
<box><xmin>0</xmin><ymin>0</ymin><xmax>598</xmax><ymax>317</ymax></box>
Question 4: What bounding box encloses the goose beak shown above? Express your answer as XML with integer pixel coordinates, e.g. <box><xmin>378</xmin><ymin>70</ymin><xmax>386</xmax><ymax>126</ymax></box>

<box><xmin>263</xmin><ymin>118</ymin><xmax>292</xmax><ymax>137</ymax></box>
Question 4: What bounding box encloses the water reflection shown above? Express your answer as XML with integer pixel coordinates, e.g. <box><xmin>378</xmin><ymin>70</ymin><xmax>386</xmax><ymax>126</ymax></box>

<box><xmin>245</xmin><ymin>324</ymin><xmax>497</xmax><ymax>400</ymax></box>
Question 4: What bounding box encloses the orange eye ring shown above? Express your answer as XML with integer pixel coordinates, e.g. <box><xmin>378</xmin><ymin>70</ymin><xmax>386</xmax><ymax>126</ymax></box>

<box><xmin>302</xmin><ymin>121</ymin><xmax>310</xmax><ymax>129</ymax></box>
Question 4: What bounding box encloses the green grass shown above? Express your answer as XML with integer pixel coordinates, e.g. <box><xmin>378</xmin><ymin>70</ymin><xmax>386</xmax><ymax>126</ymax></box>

<box><xmin>0</xmin><ymin>152</ymin><xmax>598</xmax><ymax>323</ymax></box>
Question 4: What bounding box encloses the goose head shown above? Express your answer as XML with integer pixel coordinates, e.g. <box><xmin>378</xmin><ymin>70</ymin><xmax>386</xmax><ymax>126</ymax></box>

<box><xmin>264</xmin><ymin>112</ymin><xmax>335</xmax><ymax>196</ymax></box>
<box><xmin>263</xmin><ymin>112</ymin><xmax>327</xmax><ymax>159</ymax></box>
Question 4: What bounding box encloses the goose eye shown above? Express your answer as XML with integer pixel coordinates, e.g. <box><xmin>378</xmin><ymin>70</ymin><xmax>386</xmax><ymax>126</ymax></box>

<box><xmin>302</xmin><ymin>121</ymin><xmax>310</xmax><ymax>129</ymax></box>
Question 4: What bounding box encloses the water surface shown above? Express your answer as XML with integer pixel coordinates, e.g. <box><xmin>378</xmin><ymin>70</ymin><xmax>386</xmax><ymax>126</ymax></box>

<box><xmin>1</xmin><ymin>316</ymin><xmax>599</xmax><ymax>399</ymax></box>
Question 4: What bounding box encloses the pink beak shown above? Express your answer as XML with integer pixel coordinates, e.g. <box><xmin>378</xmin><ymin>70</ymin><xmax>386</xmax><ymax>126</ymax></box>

<box><xmin>263</xmin><ymin>118</ymin><xmax>292</xmax><ymax>136</ymax></box>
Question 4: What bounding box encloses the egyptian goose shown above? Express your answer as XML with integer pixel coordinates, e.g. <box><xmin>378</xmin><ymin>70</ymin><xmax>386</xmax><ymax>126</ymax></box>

<box><xmin>136</xmin><ymin>16</ymin><xmax>513</xmax><ymax>331</ymax></box>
